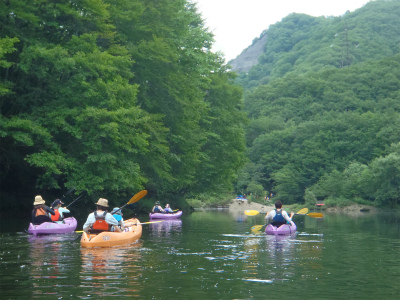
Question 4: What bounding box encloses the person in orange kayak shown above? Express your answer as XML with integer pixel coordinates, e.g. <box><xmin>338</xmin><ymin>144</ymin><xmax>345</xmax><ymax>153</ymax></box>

<box><xmin>83</xmin><ymin>198</ymin><xmax>121</xmax><ymax>233</ymax></box>
<box><xmin>31</xmin><ymin>195</ymin><xmax>56</xmax><ymax>225</ymax></box>
<box><xmin>111</xmin><ymin>207</ymin><xmax>125</xmax><ymax>230</ymax></box>
<box><xmin>50</xmin><ymin>199</ymin><xmax>70</xmax><ymax>223</ymax></box>
<box><xmin>265</xmin><ymin>200</ymin><xmax>294</xmax><ymax>227</ymax></box>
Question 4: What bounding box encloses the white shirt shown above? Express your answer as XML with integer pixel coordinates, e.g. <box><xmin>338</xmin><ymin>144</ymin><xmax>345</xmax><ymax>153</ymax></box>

<box><xmin>265</xmin><ymin>209</ymin><xmax>292</xmax><ymax>223</ymax></box>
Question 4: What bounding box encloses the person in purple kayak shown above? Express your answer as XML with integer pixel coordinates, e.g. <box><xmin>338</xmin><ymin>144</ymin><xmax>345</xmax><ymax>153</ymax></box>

<box><xmin>265</xmin><ymin>200</ymin><xmax>294</xmax><ymax>227</ymax></box>
<box><xmin>31</xmin><ymin>195</ymin><xmax>55</xmax><ymax>225</ymax></box>
<box><xmin>164</xmin><ymin>204</ymin><xmax>174</xmax><ymax>214</ymax></box>
<box><xmin>152</xmin><ymin>201</ymin><xmax>165</xmax><ymax>213</ymax></box>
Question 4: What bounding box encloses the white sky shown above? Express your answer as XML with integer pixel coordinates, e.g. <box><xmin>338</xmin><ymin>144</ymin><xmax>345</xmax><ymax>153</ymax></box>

<box><xmin>194</xmin><ymin>0</ymin><xmax>371</xmax><ymax>61</ymax></box>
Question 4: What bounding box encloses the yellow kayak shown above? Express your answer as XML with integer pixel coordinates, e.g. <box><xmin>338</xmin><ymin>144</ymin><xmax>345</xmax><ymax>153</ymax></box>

<box><xmin>80</xmin><ymin>218</ymin><xmax>142</xmax><ymax>248</ymax></box>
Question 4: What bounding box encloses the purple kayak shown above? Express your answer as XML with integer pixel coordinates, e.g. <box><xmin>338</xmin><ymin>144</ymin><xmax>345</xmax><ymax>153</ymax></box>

<box><xmin>149</xmin><ymin>210</ymin><xmax>183</xmax><ymax>219</ymax></box>
<box><xmin>27</xmin><ymin>217</ymin><xmax>78</xmax><ymax>235</ymax></box>
<box><xmin>265</xmin><ymin>222</ymin><xmax>296</xmax><ymax>235</ymax></box>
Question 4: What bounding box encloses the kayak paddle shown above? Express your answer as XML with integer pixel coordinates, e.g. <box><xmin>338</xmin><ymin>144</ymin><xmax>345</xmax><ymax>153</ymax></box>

<box><xmin>245</xmin><ymin>207</ymin><xmax>310</xmax><ymax>216</ymax></box>
<box><xmin>112</xmin><ymin>190</ymin><xmax>148</xmax><ymax>215</ymax></box>
<box><xmin>75</xmin><ymin>191</ymin><xmax>148</xmax><ymax>236</ymax></box>
<box><xmin>60</xmin><ymin>187</ymin><xmax>76</xmax><ymax>201</ymax></box>
<box><xmin>66</xmin><ymin>193</ymin><xmax>85</xmax><ymax>208</ymax></box>
<box><xmin>75</xmin><ymin>221</ymin><xmax>163</xmax><ymax>233</ymax></box>
<box><xmin>249</xmin><ymin>208</ymin><xmax>323</xmax><ymax>232</ymax></box>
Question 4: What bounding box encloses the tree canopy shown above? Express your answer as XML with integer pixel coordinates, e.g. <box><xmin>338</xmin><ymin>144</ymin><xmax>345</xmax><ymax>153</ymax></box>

<box><xmin>0</xmin><ymin>0</ymin><xmax>246</xmax><ymax>208</ymax></box>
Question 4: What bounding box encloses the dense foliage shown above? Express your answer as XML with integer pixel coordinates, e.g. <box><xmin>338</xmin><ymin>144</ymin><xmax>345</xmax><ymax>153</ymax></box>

<box><xmin>236</xmin><ymin>0</ymin><xmax>400</xmax><ymax>90</ymax></box>
<box><xmin>0</xmin><ymin>0</ymin><xmax>246</xmax><ymax>209</ymax></box>
<box><xmin>235</xmin><ymin>0</ymin><xmax>400</xmax><ymax>208</ymax></box>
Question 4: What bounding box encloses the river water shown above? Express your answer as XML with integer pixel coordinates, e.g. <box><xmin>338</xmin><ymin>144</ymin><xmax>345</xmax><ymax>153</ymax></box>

<box><xmin>0</xmin><ymin>210</ymin><xmax>399</xmax><ymax>299</ymax></box>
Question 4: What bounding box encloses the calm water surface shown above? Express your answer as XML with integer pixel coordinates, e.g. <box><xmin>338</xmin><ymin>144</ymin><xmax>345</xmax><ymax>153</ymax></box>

<box><xmin>0</xmin><ymin>210</ymin><xmax>399</xmax><ymax>299</ymax></box>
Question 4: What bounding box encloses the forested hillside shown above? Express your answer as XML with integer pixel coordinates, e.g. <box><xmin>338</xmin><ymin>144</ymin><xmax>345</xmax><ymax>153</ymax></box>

<box><xmin>0</xmin><ymin>0</ymin><xmax>246</xmax><ymax>209</ymax></box>
<box><xmin>235</xmin><ymin>0</ymin><xmax>400</xmax><ymax>90</ymax></box>
<box><xmin>235</xmin><ymin>0</ymin><xmax>400</xmax><ymax>208</ymax></box>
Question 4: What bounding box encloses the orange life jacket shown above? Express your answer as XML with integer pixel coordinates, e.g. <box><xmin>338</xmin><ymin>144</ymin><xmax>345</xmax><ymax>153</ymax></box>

<box><xmin>91</xmin><ymin>211</ymin><xmax>110</xmax><ymax>231</ymax></box>
<box><xmin>50</xmin><ymin>209</ymin><xmax>61</xmax><ymax>221</ymax></box>
<box><xmin>35</xmin><ymin>207</ymin><xmax>46</xmax><ymax>217</ymax></box>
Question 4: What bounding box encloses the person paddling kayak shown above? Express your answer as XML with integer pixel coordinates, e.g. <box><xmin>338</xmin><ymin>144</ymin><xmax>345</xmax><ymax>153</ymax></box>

<box><xmin>83</xmin><ymin>198</ymin><xmax>121</xmax><ymax>233</ymax></box>
<box><xmin>31</xmin><ymin>195</ymin><xmax>55</xmax><ymax>225</ymax></box>
<box><xmin>152</xmin><ymin>201</ymin><xmax>165</xmax><ymax>213</ymax></box>
<box><xmin>265</xmin><ymin>200</ymin><xmax>294</xmax><ymax>227</ymax></box>
<box><xmin>164</xmin><ymin>204</ymin><xmax>174</xmax><ymax>214</ymax></box>
<box><xmin>50</xmin><ymin>199</ymin><xmax>70</xmax><ymax>223</ymax></box>
<box><xmin>111</xmin><ymin>207</ymin><xmax>125</xmax><ymax>230</ymax></box>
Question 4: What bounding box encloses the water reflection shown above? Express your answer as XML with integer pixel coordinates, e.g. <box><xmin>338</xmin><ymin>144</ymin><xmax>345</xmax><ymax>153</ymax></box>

<box><xmin>149</xmin><ymin>219</ymin><xmax>182</xmax><ymax>237</ymax></box>
<box><xmin>1</xmin><ymin>211</ymin><xmax>398</xmax><ymax>300</ymax></box>
<box><xmin>28</xmin><ymin>234</ymin><xmax>76</xmax><ymax>279</ymax></box>
<box><xmin>27</xmin><ymin>234</ymin><xmax>79</xmax><ymax>298</ymax></box>
<box><xmin>80</xmin><ymin>242</ymin><xmax>143</xmax><ymax>298</ymax></box>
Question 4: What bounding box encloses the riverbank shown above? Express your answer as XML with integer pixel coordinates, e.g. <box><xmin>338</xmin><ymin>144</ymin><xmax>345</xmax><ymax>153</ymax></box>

<box><xmin>227</xmin><ymin>199</ymin><xmax>275</xmax><ymax>214</ymax></box>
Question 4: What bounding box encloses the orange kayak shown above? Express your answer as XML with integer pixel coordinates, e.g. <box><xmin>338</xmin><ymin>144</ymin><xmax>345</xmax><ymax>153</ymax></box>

<box><xmin>80</xmin><ymin>218</ymin><xmax>142</xmax><ymax>248</ymax></box>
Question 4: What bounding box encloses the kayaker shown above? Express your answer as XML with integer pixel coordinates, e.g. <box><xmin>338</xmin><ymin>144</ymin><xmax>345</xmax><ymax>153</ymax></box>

<box><xmin>164</xmin><ymin>204</ymin><xmax>174</xmax><ymax>214</ymax></box>
<box><xmin>32</xmin><ymin>195</ymin><xmax>56</xmax><ymax>225</ymax></box>
<box><xmin>83</xmin><ymin>198</ymin><xmax>121</xmax><ymax>233</ymax></box>
<box><xmin>111</xmin><ymin>207</ymin><xmax>125</xmax><ymax>229</ymax></box>
<box><xmin>152</xmin><ymin>201</ymin><xmax>165</xmax><ymax>213</ymax></box>
<box><xmin>50</xmin><ymin>199</ymin><xmax>70</xmax><ymax>223</ymax></box>
<box><xmin>265</xmin><ymin>200</ymin><xmax>294</xmax><ymax>227</ymax></box>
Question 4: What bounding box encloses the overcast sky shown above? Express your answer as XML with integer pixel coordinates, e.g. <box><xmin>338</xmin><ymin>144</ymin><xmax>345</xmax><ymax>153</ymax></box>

<box><xmin>194</xmin><ymin>0</ymin><xmax>370</xmax><ymax>61</ymax></box>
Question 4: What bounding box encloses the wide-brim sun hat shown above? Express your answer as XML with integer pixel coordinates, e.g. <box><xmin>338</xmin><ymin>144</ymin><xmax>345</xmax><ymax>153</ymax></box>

<box><xmin>111</xmin><ymin>207</ymin><xmax>123</xmax><ymax>216</ymax></box>
<box><xmin>34</xmin><ymin>195</ymin><xmax>46</xmax><ymax>205</ymax></box>
<box><xmin>96</xmin><ymin>198</ymin><xmax>109</xmax><ymax>207</ymax></box>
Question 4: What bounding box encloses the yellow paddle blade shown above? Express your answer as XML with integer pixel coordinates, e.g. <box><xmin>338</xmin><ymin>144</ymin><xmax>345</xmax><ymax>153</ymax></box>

<box><xmin>245</xmin><ymin>210</ymin><xmax>260</xmax><ymax>216</ymax></box>
<box><xmin>296</xmin><ymin>208</ymin><xmax>309</xmax><ymax>215</ymax></box>
<box><xmin>251</xmin><ymin>225</ymin><xmax>264</xmax><ymax>231</ymax></box>
<box><xmin>75</xmin><ymin>230</ymin><xmax>84</xmax><ymax>233</ymax></box>
<box><xmin>139</xmin><ymin>221</ymin><xmax>163</xmax><ymax>225</ymax></box>
<box><xmin>128</xmin><ymin>190</ymin><xmax>148</xmax><ymax>204</ymax></box>
<box><xmin>307</xmin><ymin>212</ymin><xmax>324</xmax><ymax>218</ymax></box>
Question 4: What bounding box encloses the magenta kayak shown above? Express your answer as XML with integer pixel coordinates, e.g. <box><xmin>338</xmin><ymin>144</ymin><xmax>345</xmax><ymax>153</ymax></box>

<box><xmin>149</xmin><ymin>211</ymin><xmax>183</xmax><ymax>219</ymax></box>
<box><xmin>27</xmin><ymin>217</ymin><xmax>78</xmax><ymax>235</ymax></box>
<box><xmin>265</xmin><ymin>222</ymin><xmax>296</xmax><ymax>235</ymax></box>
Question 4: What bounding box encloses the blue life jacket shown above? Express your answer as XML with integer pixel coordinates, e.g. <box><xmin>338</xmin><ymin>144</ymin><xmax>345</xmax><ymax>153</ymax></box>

<box><xmin>153</xmin><ymin>206</ymin><xmax>162</xmax><ymax>213</ymax></box>
<box><xmin>272</xmin><ymin>209</ymin><xmax>286</xmax><ymax>226</ymax></box>
<box><xmin>113</xmin><ymin>214</ymin><xmax>122</xmax><ymax>222</ymax></box>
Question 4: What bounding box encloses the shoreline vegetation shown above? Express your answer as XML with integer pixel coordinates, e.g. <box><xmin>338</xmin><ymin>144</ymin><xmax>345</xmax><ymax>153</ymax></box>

<box><xmin>193</xmin><ymin>198</ymin><xmax>397</xmax><ymax>217</ymax></box>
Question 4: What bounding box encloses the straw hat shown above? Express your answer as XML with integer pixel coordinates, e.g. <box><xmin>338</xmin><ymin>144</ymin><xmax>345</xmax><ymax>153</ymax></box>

<box><xmin>34</xmin><ymin>195</ymin><xmax>45</xmax><ymax>205</ymax></box>
<box><xmin>96</xmin><ymin>198</ymin><xmax>109</xmax><ymax>207</ymax></box>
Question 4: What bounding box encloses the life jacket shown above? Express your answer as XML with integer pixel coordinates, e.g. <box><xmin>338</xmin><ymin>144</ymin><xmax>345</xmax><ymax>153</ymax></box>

<box><xmin>91</xmin><ymin>211</ymin><xmax>110</xmax><ymax>232</ymax></box>
<box><xmin>35</xmin><ymin>208</ymin><xmax>46</xmax><ymax>217</ymax></box>
<box><xmin>50</xmin><ymin>209</ymin><xmax>61</xmax><ymax>221</ymax></box>
<box><xmin>33</xmin><ymin>207</ymin><xmax>52</xmax><ymax>225</ymax></box>
<box><xmin>153</xmin><ymin>206</ymin><xmax>162</xmax><ymax>213</ymax></box>
<box><xmin>271</xmin><ymin>209</ymin><xmax>286</xmax><ymax>226</ymax></box>
<box><xmin>113</xmin><ymin>214</ymin><xmax>122</xmax><ymax>222</ymax></box>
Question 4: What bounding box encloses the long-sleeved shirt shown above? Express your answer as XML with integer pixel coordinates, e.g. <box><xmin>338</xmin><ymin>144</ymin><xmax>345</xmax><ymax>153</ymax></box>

<box><xmin>83</xmin><ymin>210</ymin><xmax>119</xmax><ymax>231</ymax></box>
<box><xmin>54</xmin><ymin>207</ymin><xmax>70</xmax><ymax>223</ymax></box>
<box><xmin>31</xmin><ymin>205</ymin><xmax>55</xmax><ymax>223</ymax></box>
